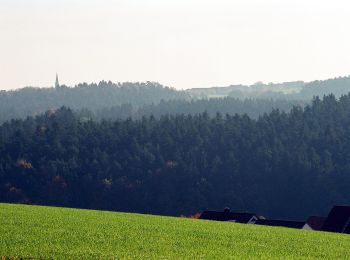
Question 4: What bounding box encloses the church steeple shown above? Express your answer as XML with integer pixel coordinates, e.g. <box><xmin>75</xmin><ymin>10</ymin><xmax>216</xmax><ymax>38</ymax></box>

<box><xmin>55</xmin><ymin>73</ymin><xmax>60</xmax><ymax>88</ymax></box>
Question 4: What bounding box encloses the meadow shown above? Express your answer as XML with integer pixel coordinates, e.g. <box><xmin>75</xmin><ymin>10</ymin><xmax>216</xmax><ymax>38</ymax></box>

<box><xmin>1</xmin><ymin>203</ymin><xmax>350</xmax><ymax>259</ymax></box>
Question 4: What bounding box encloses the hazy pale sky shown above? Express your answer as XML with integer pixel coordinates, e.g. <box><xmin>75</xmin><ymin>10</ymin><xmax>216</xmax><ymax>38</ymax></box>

<box><xmin>1</xmin><ymin>0</ymin><xmax>350</xmax><ymax>90</ymax></box>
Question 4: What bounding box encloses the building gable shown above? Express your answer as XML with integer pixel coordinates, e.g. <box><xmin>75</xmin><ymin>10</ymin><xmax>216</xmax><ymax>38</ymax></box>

<box><xmin>322</xmin><ymin>205</ymin><xmax>350</xmax><ymax>233</ymax></box>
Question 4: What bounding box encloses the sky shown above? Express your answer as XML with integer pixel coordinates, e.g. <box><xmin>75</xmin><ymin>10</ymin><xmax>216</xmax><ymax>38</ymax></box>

<box><xmin>1</xmin><ymin>0</ymin><xmax>350</xmax><ymax>90</ymax></box>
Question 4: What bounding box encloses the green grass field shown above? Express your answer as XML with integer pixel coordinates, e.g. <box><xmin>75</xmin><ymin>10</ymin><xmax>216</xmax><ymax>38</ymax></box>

<box><xmin>1</xmin><ymin>203</ymin><xmax>350</xmax><ymax>259</ymax></box>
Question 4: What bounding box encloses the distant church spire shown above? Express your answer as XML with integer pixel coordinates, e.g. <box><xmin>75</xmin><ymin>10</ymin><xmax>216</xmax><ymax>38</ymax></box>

<box><xmin>55</xmin><ymin>73</ymin><xmax>60</xmax><ymax>88</ymax></box>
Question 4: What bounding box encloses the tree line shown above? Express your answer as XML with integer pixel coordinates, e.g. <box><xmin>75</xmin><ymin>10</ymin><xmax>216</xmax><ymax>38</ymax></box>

<box><xmin>82</xmin><ymin>97</ymin><xmax>306</xmax><ymax>121</ymax></box>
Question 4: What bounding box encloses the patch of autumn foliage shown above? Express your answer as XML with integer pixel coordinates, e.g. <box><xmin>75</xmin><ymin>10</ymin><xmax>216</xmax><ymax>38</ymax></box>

<box><xmin>16</xmin><ymin>159</ymin><xmax>33</xmax><ymax>169</ymax></box>
<box><xmin>189</xmin><ymin>212</ymin><xmax>201</xmax><ymax>219</ymax></box>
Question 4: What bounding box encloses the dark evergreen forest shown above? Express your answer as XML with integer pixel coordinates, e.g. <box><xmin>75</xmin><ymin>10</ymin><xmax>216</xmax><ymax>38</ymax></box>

<box><xmin>1</xmin><ymin>94</ymin><xmax>350</xmax><ymax>220</ymax></box>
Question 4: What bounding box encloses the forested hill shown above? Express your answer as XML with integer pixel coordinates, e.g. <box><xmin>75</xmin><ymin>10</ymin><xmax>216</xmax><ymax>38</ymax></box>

<box><xmin>0</xmin><ymin>83</ymin><xmax>305</xmax><ymax>124</ymax></box>
<box><xmin>85</xmin><ymin>98</ymin><xmax>306</xmax><ymax>121</ymax></box>
<box><xmin>0</xmin><ymin>81</ymin><xmax>188</xmax><ymax>124</ymax></box>
<box><xmin>1</xmin><ymin>76</ymin><xmax>350</xmax><ymax>124</ymax></box>
<box><xmin>188</xmin><ymin>76</ymin><xmax>350</xmax><ymax>100</ymax></box>
<box><xmin>297</xmin><ymin>76</ymin><xmax>350</xmax><ymax>99</ymax></box>
<box><xmin>1</xmin><ymin>94</ymin><xmax>350</xmax><ymax>220</ymax></box>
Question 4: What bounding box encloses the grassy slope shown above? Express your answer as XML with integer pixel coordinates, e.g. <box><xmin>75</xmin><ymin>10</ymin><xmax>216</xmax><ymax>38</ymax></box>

<box><xmin>1</xmin><ymin>203</ymin><xmax>350</xmax><ymax>259</ymax></box>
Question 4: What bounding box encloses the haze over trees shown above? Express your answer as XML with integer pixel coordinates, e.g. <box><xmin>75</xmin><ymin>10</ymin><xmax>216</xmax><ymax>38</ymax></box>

<box><xmin>1</xmin><ymin>94</ymin><xmax>350</xmax><ymax>220</ymax></box>
<box><xmin>86</xmin><ymin>98</ymin><xmax>306</xmax><ymax>121</ymax></box>
<box><xmin>1</xmin><ymin>76</ymin><xmax>350</xmax><ymax>124</ymax></box>
<box><xmin>0</xmin><ymin>81</ymin><xmax>188</xmax><ymax>124</ymax></box>
<box><xmin>188</xmin><ymin>76</ymin><xmax>350</xmax><ymax>100</ymax></box>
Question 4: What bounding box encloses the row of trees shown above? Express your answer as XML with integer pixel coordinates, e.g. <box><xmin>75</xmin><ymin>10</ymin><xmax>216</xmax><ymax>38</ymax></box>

<box><xmin>83</xmin><ymin>97</ymin><xmax>306</xmax><ymax>121</ymax></box>
<box><xmin>1</xmin><ymin>94</ymin><xmax>350</xmax><ymax>219</ymax></box>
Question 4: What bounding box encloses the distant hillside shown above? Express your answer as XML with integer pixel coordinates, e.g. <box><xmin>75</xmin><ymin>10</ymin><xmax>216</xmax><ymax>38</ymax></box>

<box><xmin>187</xmin><ymin>76</ymin><xmax>350</xmax><ymax>100</ymax></box>
<box><xmin>0</xmin><ymin>82</ymin><xmax>305</xmax><ymax>124</ymax></box>
<box><xmin>187</xmin><ymin>81</ymin><xmax>305</xmax><ymax>99</ymax></box>
<box><xmin>1</xmin><ymin>76</ymin><xmax>350</xmax><ymax>124</ymax></box>
<box><xmin>297</xmin><ymin>77</ymin><xmax>350</xmax><ymax>99</ymax></box>
<box><xmin>0</xmin><ymin>81</ymin><xmax>189</xmax><ymax>124</ymax></box>
<box><xmin>2</xmin><ymin>203</ymin><xmax>350</xmax><ymax>259</ymax></box>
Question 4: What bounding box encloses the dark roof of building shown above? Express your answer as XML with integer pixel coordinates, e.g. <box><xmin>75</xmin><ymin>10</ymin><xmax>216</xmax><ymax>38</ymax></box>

<box><xmin>322</xmin><ymin>205</ymin><xmax>350</xmax><ymax>233</ymax></box>
<box><xmin>305</xmin><ymin>216</ymin><xmax>326</xmax><ymax>231</ymax></box>
<box><xmin>199</xmin><ymin>210</ymin><xmax>257</xmax><ymax>223</ymax></box>
<box><xmin>343</xmin><ymin>220</ymin><xmax>350</xmax><ymax>234</ymax></box>
<box><xmin>255</xmin><ymin>219</ymin><xmax>305</xmax><ymax>229</ymax></box>
<box><xmin>344</xmin><ymin>222</ymin><xmax>350</xmax><ymax>234</ymax></box>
